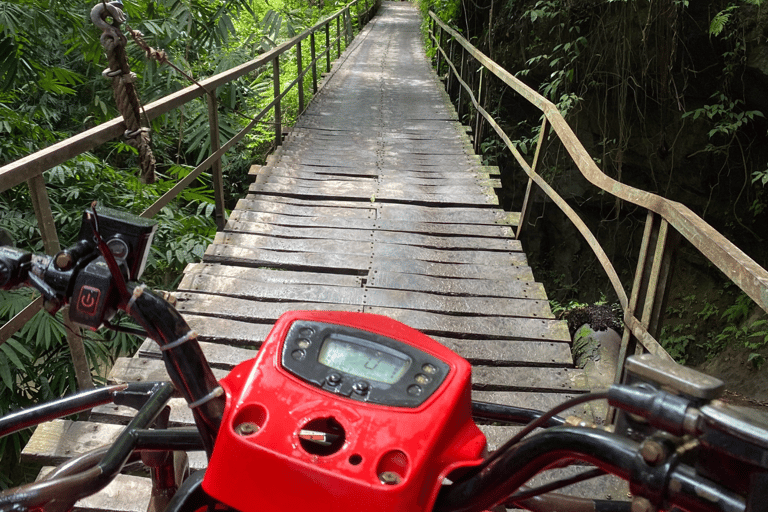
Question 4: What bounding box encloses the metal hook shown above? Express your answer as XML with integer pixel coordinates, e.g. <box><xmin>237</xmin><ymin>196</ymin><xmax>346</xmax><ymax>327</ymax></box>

<box><xmin>91</xmin><ymin>1</ymin><xmax>128</xmax><ymax>48</ymax></box>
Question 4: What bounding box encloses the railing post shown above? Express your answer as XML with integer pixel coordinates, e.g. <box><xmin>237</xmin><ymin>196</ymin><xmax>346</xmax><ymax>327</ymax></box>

<box><xmin>310</xmin><ymin>32</ymin><xmax>318</xmax><ymax>94</ymax></box>
<box><xmin>435</xmin><ymin>25</ymin><xmax>443</xmax><ymax>75</ymax></box>
<box><xmin>28</xmin><ymin>176</ymin><xmax>94</xmax><ymax>391</ymax></box>
<box><xmin>326</xmin><ymin>22</ymin><xmax>332</xmax><ymax>72</ymax></box>
<box><xmin>273</xmin><ymin>58</ymin><xmax>282</xmax><ymax>146</ymax></box>
<box><xmin>206</xmin><ymin>91</ymin><xmax>226</xmax><ymax>230</ymax></box>
<box><xmin>616</xmin><ymin>211</ymin><xmax>680</xmax><ymax>382</ymax></box>
<box><xmin>337</xmin><ymin>16</ymin><xmax>341</xmax><ymax>57</ymax></box>
<box><xmin>28</xmin><ymin>176</ymin><xmax>60</xmax><ymax>255</ymax></box>
<box><xmin>344</xmin><ymin>8</ymin><xmax>350</xmax><ymax>48</ymax></box>
<box><xmin>517</xmin><ymin>118</ymin><xmax>550</xmax><ymax>239</ymax></box>
<box><xmin>446</xmin><ymin>37</ymin><xmax>455</xmax><ymax>96</ymax></box>
<box><xmin>457</xmin><ymin>47</ymin><xmax>465</xmax><ymax>120</ymax></box>
<box><xmin>473</xmin><ymin>66</ymin><xmax>485</xmax><ymax>153</ymax></box>
<box><xmin>297</xmin><ymin>40</ymin><xmax>305</xmax><ymax>113</ymax></box>
<box><xmin>357</xmin><ymin>0</ymin><xmax>363</xmax><ymax>29</ymax></box>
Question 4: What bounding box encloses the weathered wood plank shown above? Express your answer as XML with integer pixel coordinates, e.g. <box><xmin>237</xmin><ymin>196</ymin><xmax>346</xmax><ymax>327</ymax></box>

<box><xmin>22</xmin><ymin>420</ymin><xmax>123</xmax><ymax>466</ymax></box>
<box><xmin>136</xmin><ymin>332</ymin><xmax>573</xmax><ymax>368</ymax></box>
<box><xmin>108</xmin><ymin>356</ymin><xmax>577</xmax><ymax>392</ymax></box>
<box><xmin>208</xmin><ymin>232</ymin><xmax>528</xmax><ymax>266</ymax></box>
<box><xmin>223</xmin><ymin>220</ymin><xmax>520</xmax><ymax>251</ymax></box>
<box><xmin>253</xmin><ymin>168</ymin><xmax>501</xmax><ymax>188</ymax></box>
<box><xmin>367</xmin><ymin>270</ymin><xmax>546</xmax><ymax>298</ymax></box>
<box><xmin>236</xmin><ymin>197</ymin><xmax>516</xmax><ymax>225</ymax></box>
<box><xmin>37</xmin><ymin>467</ymin><xmax>151</xmax><ymax>512</ymax></box>
<box><xmin>23</xmin><ymin>420</ymin><xmax>207</xmax><ymax>471</ymax></box>
<box><xmin>175</xmin><ymin>293</ymin><xmax>363</xmax><ymax>322</ymax></box>
<box><xmin>228</xmin><ymin>209</ymin><xmax>518</xmax><ymax>236</ymax></box>
<box><xmin>248</xmin><ymin>182</ymin><xmax>498</xmax><ymax>205</ymax></box>
<box><xmin>178</xmin><ymin>274</ymin><xmax>552</xmax><ymax>317</ymax></box>
<box><xmin>173</xmin><ymin>292</ymin><xmax>567</xmax><ymax>341</ymax></box>
<box><xmin>183</xmin><ymin>262</ymin><xmax>364</xmax><ymax>288</ymax></box>
<box><xmin>364</xmin><ymin>306</ymin><xmax>571</xmax><ymax>342</ymax></box>
<box><xmin>183</xmin><ymin>263</ymin><xmax>541</xmax><ymax>299</ymax></box>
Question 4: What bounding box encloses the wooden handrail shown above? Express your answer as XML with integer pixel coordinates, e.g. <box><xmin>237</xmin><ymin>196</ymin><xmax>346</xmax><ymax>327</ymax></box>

<box><xmin>428</xmin><ymin>11</ymin><xmax>768</xmax><ymax>377</ymax></box>
<box><xmin>0</xmin><ymin>0</ymin><xmax>380</xmax><ymax>383</ymax></box>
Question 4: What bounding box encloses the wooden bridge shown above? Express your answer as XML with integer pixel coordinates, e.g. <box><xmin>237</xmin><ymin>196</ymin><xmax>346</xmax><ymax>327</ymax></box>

<box><xmin>8</xmin><ymin>0</ymin><xmax>768</xmax><ymax>510</ymax></box>
<box><xmin>17</xmin><ymin>3</ymin><xmax>615</xmax><ymax>509</ymax></box>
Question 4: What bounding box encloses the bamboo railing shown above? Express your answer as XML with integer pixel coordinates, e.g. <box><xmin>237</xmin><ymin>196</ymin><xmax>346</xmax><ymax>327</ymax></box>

<box><xmin>0</xmin><ymin>0</ymin><xmax>380</xmax><ymax>389</ymax></box>
<box><xmin>427</xmin><ymin>11</ymin><xmax>768</xmax><ymax>381</ymax></box>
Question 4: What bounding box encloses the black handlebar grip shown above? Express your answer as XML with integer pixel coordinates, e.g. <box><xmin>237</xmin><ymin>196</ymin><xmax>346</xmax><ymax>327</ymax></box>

<box><xmin>0</xmin><ymin>246</ymin><xmax>31</xmax><ymax>290</ymax></box>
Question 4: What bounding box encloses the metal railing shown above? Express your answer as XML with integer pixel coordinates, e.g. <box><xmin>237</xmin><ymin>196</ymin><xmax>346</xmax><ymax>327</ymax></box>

<box><xmin>0</xmin><ymin>0</ymin><xmax>380</xmax><ymax>389</ymax></box>
<box><xmin>428</xmin><ymin>12</ymin><xmax>768</xmax><ymax>381</ymax></box>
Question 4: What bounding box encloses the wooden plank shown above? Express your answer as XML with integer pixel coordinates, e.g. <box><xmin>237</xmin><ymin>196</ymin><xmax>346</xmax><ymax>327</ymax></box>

<box><xmin>23</xmin><ymin>420</ymin><xmax>207</xmax><ymax>471</ymax></box>
<box><xmin>436</xmin><ymin>337</ymin><xmax>573</xmax><ymax>366</ymax></box>
<box><xmin>235</xmin><ymin>198</ymin><xmax>377</xmax><ymax>218</ymax></box>
<box><xmin>237</xmin><ymin>196</ymin><xmax>515</xmax><ymax>226</ymax></box>
<box><xmin>175</xmin><ymin>294</ymin><xmax>363</xmax><ymax>322</ymax></box>
<box><xmin>91</xmin><ymin>398</ymin><xmax>194</xmax><ymax>427</ymax></box>
<box><xmin>204</xmin><ymin>244</ymin><xmax>372</xmax><ymax>272</ymax></box>
<box><xmin>366</xmin><ymin>260</ymin><xmax>532</xmax><ymax>281</ymax></box>
<box><xmin>136</xmin><ymin>332</ymin><xmax>573</xmax><ymax>368</ymax></box>
<box><xmin>108</xmin><ymin>357</ymin><xmax>228</xmax><ymax>384</ymax></box>
<box><xmin>367</xmin><ymin>270</ymin><xmax>547</xmax><ymax>298</ymax></box>
<box><xmin>139</xmin><ymin>317</ymin><xmax>572</xmax><ymax>366</ymax></box>
<box><xmin>183</xmin><ymin>262</ymin><xmax>363</xmax><ymax>288</ymax></box>
<box><xmin>364</xmin><ymin>306</ymin><xmax>571</xmax><ymax>342</ymax></box>
<box><xmin>228</xmin><ymin>209</ymin><xmax>517</xmax><ymax>237</ymax></box>
<box><xmin>254</xmin><ymin>168</ymin><xmax>501</xmax><ymax>187</ymax></box>
<box><xmin>248</xmin><ymin>182</ymin><xmax>498</xmax><ymax>205</ymax></box>
<box><xmin>224</xmin><ymin>220</ymin><xmax>520</xmax><ymax>251</ymax></box>
<box><xmin>473</xmin><ymin>391</ymin><xmax>609</xmax><ymax>426</ymax></box>
<box><xmin>22</xmin><ymin>419</ymin><xmax>124</xmax><ymax>466</ymax></box>
<box><xmin>209</xmin><ymin>232</ymin><xmax>528</xmax><ymax>266</ymax></box>
<box><xmin>183</xmin><ymin>314</ymin><xmax>274</xmax><ymax>346</ymax></box>
<box><xmin>108</xmin><ymin>356</ymin><xmax>577</xmax><ymax>392</ymax></box>
<box><xmin>184</xmin><ymin>263</ymin><xmax>540</xmax><ymax>299</ymax></box>
<box><xmin>37</xmin><ymin>467</ymin><xmax>151</xmax><ymax>512</ymax></box>
<box><xmin>178</xmin><ymin>274</ymin><xmax>552</xmax><ymax>317</ymax></box>
<box><xmin>377</xmin><ymin>203</ymin><xmax>515</xmax><ymax>225</ymax></box>
<box><xmin>174</xmin><ymin>293</ymin><xmax>568</xmax><ymax>341</ymax></box>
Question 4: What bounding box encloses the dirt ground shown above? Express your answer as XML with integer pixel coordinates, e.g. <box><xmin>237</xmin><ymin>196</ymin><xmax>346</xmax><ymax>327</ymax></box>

<box><xmin>697</xmin><ymin>344</ymin><xmax>768</xmax><ymax>407</ymax></box>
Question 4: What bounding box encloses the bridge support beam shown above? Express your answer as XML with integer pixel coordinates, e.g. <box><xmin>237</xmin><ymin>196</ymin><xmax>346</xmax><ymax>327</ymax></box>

<box><xmin>617</xmin><ymin>211</ymin><xmax>680</xmax><ymax>383</ymax></box>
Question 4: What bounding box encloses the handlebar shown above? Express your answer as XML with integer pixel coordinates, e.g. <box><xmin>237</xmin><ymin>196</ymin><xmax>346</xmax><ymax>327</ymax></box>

<box><xmin>1</xmin><ymin>204</ymin><xmax>225</xmax><ymax>455</ymax></box>
<box><xmin>3</xmin><ymin>205</ymin><xmax>768</xmax><ymax>512</ymax></box>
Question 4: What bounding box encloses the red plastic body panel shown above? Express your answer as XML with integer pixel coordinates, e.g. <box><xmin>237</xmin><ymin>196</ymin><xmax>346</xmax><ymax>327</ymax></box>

<box><xmin>203</xmin><ymin>311</ymin><xmax>486</xmax><ymax>512</ymax></box>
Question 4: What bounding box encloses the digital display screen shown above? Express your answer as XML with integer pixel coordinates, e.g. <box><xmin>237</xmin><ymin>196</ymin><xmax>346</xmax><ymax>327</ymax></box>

<box><xmin>318</xmin><ymin>335</ymin><xmax>412</xmax><ymax>384</ymax></box>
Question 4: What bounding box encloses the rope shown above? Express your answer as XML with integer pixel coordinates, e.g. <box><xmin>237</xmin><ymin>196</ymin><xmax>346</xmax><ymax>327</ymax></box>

<box><xmin>92</xmin><ymin>1</ymin><xmax>156</xmax><ymax>184</ymax></box>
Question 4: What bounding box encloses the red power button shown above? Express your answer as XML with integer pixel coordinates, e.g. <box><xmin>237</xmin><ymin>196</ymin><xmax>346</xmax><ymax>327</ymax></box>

<box><xmin>77</xmin><ymin>286</ymin><xmax>101</xmax><ymax>315</ymax></box>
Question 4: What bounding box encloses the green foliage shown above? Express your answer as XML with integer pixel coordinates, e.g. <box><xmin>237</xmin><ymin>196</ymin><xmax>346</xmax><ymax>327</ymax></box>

<box><xmin>660</xmin><ymin>323</ymin><xmax>696</xmax><ymax>365</ymax></box>
<box><xmin>683</xmin><ymin>93</ymin><xmax>764</xmax><ymax>140</ymax></box>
